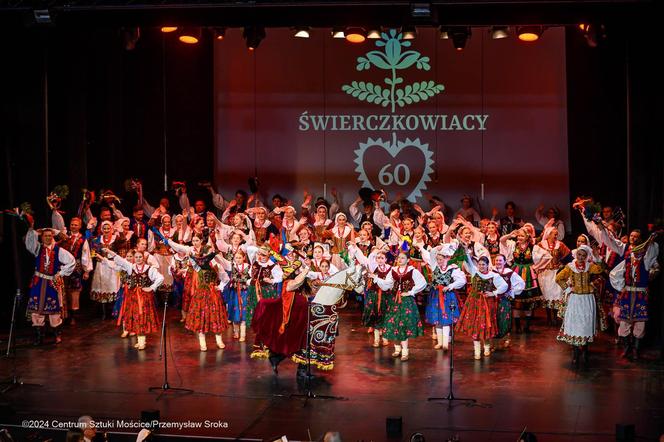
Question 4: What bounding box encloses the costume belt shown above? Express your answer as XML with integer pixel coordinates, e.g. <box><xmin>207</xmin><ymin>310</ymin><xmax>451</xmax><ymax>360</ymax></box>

<box><xmin>624</xmin><ymin>286</ymin><xmax>647</xmax><ymax>292</ymax></box>
<box><xmin>35</xmin><ymin>272</ymin><xmax>56</xmax><ymax>281</ymax></box>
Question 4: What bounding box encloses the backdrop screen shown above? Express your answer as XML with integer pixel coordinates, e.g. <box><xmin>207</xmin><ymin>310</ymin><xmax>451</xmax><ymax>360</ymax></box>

<box><xmin>214</xmin><ymin>27</ymin><xmax>569</xmax><ymax>223</ymax></box>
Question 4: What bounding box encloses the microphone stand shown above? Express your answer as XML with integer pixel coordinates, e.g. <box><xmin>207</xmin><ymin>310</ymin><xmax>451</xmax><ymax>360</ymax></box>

<box><xmin>148</xmin><ymin>296</ymin><xmax>193</xmax><ymax>400</ymax></box>
<box><xmin>290</xmin><ymin>296</ymin><xmax>346</xmax><ymax>406</ymax></box>
<box><xmin>427</xmin><ymin>300</ymin><xmax>476</xmax><ymax>408</ymax></box>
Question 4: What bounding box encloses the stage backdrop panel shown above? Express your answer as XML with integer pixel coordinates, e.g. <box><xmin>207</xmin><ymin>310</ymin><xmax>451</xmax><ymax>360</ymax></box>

<box><xmin>214</xmin><ymin>27</ymin><xmax>569</xmax><ymax>224</ymax></box>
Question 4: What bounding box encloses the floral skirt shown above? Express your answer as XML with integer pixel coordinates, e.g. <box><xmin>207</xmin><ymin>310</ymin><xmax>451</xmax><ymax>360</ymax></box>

<box><xmin>121</xmin><ymin>287</ymin><xmax>159</xmax><ymax>335</ymax></box>
<box><xmin>381</xmin><ymin>295</ymin><xmax>424</xmax><ymax>342</ymax></box>
<box><xmin>425</xmin><ymin>288</ymin><xmax>460</xmax><ymax>327</ymax></box>
<box><xmin>227</xmin><ymin>288</ymin><xmax>249</xmax><ymax>323</ymax></box>
<box><xmin>185</xmin><ymin>279</ymin><xmax>228</xmax><ymax>334</ymax></box>
<box><xmin>362</xmin><ymin>288</ymin><xmax>390</xmax><ymax>328</ymax></box>
<box><xmin>495</xmin><ymin>296</ymin><xmax>512</xmax><ymax>338</ymax></box>
<box><xmin>455</xmin><ymin>293</ymin><xmax>497</xmax><ymax>341</ymax></box>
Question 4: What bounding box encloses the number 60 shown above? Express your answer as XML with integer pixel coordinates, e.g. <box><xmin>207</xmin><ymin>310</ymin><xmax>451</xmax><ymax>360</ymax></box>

<box><xmin>378</xmin><ymin>163</ymin><xmax>410</xmax><ymax>186</ymax></box>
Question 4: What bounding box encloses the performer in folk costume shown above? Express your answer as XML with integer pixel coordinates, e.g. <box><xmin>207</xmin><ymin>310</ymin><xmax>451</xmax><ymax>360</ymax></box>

<box><xmin>245</xmin><ymin>245</ymin><xmax>284</xmax><ymax>331</ymax></box>
<box><xmin>603</xmin><ymin>227</ymin><xmax>660</xmax><ymax>359</ymax></box>
<box><xmin>253</xmin><ymin>262</ymin><xmax>312</xmax><ymax>377</ymax></box>
<box><xmin>419</xmin><ymin>243</ymin><xmax>466</xmax><ymax>350</ymax></box>
<box><xmin>373</xmin><ymin>251</ymin><xmax>427</xmax><ymax>361</ymax></box>
<box><xmin>498</xmin><ymin>201</ymin><xmax>524</xmax><ymax>236</ymax></box>
<box><xmin>25</xmin><ymin>226</ymin><xmax>76</xmax><ymax>345</ymax></box>
<box><xmin>218</xmin><ymin>250</ymin><xmax>252</xmax><ymax>342</ymax></box>
<box><xmin>500</xmin><ymin>226</ymin><xmax>541</xmax><ymax>333</ymax></box>
<box><xmin>535</xmin><ymin>205</ymin><xmax>565</xmax><ymax>241</ymax></box>
<box><xmin>246</xmin><ymin>206</ymin><xmax>279</xmax><ymax>246</ymax></box>
<box><xmin>167</xmin><ymin>235</ymin><xmax>229</xmax><ymax>351</ymax></box>
<box><xmin>172</xmin><ymin>213</ymin><xmax>191</xmax><ymax>244</ymax></box>
<box><xmin>150</xmin><ymin>214</ymin><xmax>175</xmax><ymax>298</ymax></box>
<box><xmin>52</xmin><ymin>210</ymin><xmax>92</xmax><ymax>325</ymax></box>
<box><xmin>104</xmin><ymin>248</ymin><xmax>164</xmax><ymax>350</ymax></box>
<box><xmin>350</xmin><ymin>245</ymin><xmax>393</xmax><ymax>348</ymax></box>
<box><xmin>112</xmin><ymin>218</ymin><xmax>133</xmax><ymax>260</ymax></box>
<box><xmin>292</xmin><ymin>226</ymin><xmax>315</xmax><ymax>258</ymax></box>
<box><xmin>555</xmin><ymin>245</ymin><xmax>606</xmax><ymax>366</ymax></box>
<box><xmin>274</xmin><ymin>205</ymin><xmax>303</xmax><ymax>242</ymax></box>
<box><xmin>310</xmin><ymin>201</ymin><xmax>334</xmax><ymax>242</ymax></box>
<box><xmin>456</xmin><ymin>255</ymin><xmax>509</xmax><ymax>360</ymax></box>
<box><xmin>311</xmin><ymin>243</ymin><xmax>339</xmax><ymax>274</ymax></box>
<box><xmin>482</xmin><ymin>221</ymin><xmax>501</xmax><ymax>261</ymax></box>
<box><xmin>112</xmin><ymin>249</ymin><xmax>133</xmax><ymax>336</ymax></box>
<box><xmin>323</xmin><ymin>212</ymin><xmax>355</xmax><ymax>270</ymax></box>
<box><xmin>533</xmin><ymin>222</ymin><xmax>571</xmax><ymax>324</ymax></box>
<box><xmin>90</xmin><ymin>220</ymin><xmax>120</xmax><ymax>319</ymax></box>
<box><xmin>492</xmin><ymin>254</ymin><xmax>525</xmax><ymax>349</ymax></box>
<box><xmin>169</xmin><ymin>249</ymin><xmax>189</xmax><ymax>317</ymax></box>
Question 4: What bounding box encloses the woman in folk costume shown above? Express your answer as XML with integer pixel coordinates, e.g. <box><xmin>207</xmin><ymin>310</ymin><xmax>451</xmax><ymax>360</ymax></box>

<box><xmin>149</xmin><ymin>214</ymin><xmax>175</xmax><ymax>297</ymax></box>
<box><xmin>105</xmin><ymin>248</ymin><xmax>164</xmax><ymax>350</ymax></box>
<box><xmin>533</xmin><ymin>222</ymin><xmax>571</xmax><ymax>324</ymax></box>
<box><xmin>274</xmin><ymin>205</ymin><xmax>303</xmax><ymax>242</ymax></box>
<box><xmin>409</xmin><ymin>226</ymin><xmax>430</xmax><ymax>304</ymax></box>
<box><xmin>246</xmin><ymin>206</ymin><xmax>279</xmax><ymax>246</ymax></box>
<box><xmin>217</xmin><ymin>249</ymin><xmax>252</xmax><ymax>342</ymax></box>
<box><xmin>292</xmin><ymin>225</ymin><xmax>315</xmax><ymax>258</ymax></box>
<box><xmin>310</xmin><ymin>200</ymin><xmax>334</xmax><ymax>242</ymax></box>
<box><xmin>492</xmin><ymin>254</ymin><xmax>525</xmax><ymax>349</ymax></box>
<box><xmin>167</xmin><ymin>234</ymin><xmax>229</xmax><ymax>351</ymax></box>
<box><xmin>113</xmin><ymin>249</ymin><xmax>134</xmax><ymax>336</ymax></box>
<box><xmin>500</xmin><ymin>226</ymin><xmax>541</xmax><ymax>333</ymax></box>
<box><xmin>112</xmin><ymin>218</ymin><xmax>134</xmax><ymax>258</ymax></box>
<box><xmin>216</xmin><ymin>230</ymin><xmax>251</xmax><ymax>312</ymax></box>
<box><xmin>456</xmin><ymin>255</ymin><xmax>509</xmax><ymax>360</ymax></box>
<box><xmin>350</xmin><ymin>245</ymin><xmax>392</xmax><ymax>347</ymax></box>
<box><xmin>555</xmin><ymin>245</ymin><xmax>606</xmax><ymax>366</ymax></box>
<box><xmin>323</xmin><ymin>212</ymin><xmax>355</xmax><ymax>270</ymax></box>
<box><xmin>373</xmin><ymin>251</ymin><xmax>427</xmax><ymax>361</ymax></box>
<box><xmin>172</xmin><ymin>213</ymin><xmax>191</xmax><ymax>244</ymax></box>
<box><xmin>310</xmin><ymin>242</ymin><xmax>339</xmax><ymax>274</ymax></box>
<box><xmin>419</xmin><ymin>242</ymin><xmax>467</xmax><ymax>351</ymax></box>
<box><xmin>245</xmin><ymin>245</ymin><xmax>285</xmax><ymax>331</ymax></box>
<box><xmin>90</xmin><ymin>220</ymin><xmax>121</xmax><ymax>319</ymax></box>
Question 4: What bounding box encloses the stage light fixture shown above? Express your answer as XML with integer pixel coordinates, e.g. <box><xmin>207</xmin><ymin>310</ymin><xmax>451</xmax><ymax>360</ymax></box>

<box><xmin>213</xmin><ymin>27</ymin><xmax>226</xmax><ymax>40</ymax></box>
<box><xmin>33</xmin><ymin>9</ymin><xmax>52</xmax><ymax>24</ymax></box>
<box><xmin>331</xmin><ymin>27</ymin><xmax>345</xmax><ymax>38</ymax></box>
<box><xmin>178</xmin><ymin>27</ymin><xmax>201</xmax><ymax>44</ymax></box>
<box><xmin>367</xmin><ymin>29</ymin><xmax>382</xmax><ymax>39</ymax></box>
<box><xmin>402</xmin><ymin>26</ymin><xmax>417</xmax><ymax>40</ymax></box>
<box><xmin>517</xmin><ymin>25</ymin><xmax>543</xmax><ymax>42</ymax></box>
<box><xmin>450</xmin><ymin>27</ymin><xmax>471</xmax><ymax>51</ymax></box>
<box><xmin>161</xmin><ymin>26</ymin><xmax>177</xmax><ymax>33</ymax></box>
<box><xmin>491</xmin><ymin>26</ymin><xmax>509</xmax><ymax>39</ymax></box>
<box><xmin>410</xmin><ymin>3</ymin><xmax>431</xmax><ymax>18</ymax></box>
<box><xmin>579</xmin><ymin>23</ymin><xmax>606</xmax><ymax>48</ymax></box>
<box><xmin>345</xmin><ymin>27</ymin><xmax>367</xmax><ymax>43</ymax></box>
<box><xmin>294</xmin><ymin>26</ymin><xmax>310</xmax><ymax>38</ymax></box>
<box><xmin>244</xmin><ymin>26</ymin><xmax>266</xmax><ymax>50</ymax></box>
<box><xmin>439</xmin><ymin>26</ymin><xmax>450</xmax><ymax>39</ymax></box>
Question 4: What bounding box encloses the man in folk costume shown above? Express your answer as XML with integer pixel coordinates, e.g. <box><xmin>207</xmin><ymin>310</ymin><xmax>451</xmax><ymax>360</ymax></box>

<box><xmin>602</xmin><ymin>227</ymin><xmax>660</xmax><ymax>359</ymax></box>
<box><xmin>52</xmin><ymin>210</ymin><xmax>93</xmax><ymax>325</ymax></box>
<box><xmin>24</xmin><ymin>224</ymin><xmax>76</xmax><ymax>345</ymax></box>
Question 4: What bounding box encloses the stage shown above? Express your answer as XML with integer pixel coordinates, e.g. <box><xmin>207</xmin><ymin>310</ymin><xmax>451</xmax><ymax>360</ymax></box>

<box><xmin>1</xmin><ymin>307</ymin><xmax>663</xmax><ymax>442</ymax></box>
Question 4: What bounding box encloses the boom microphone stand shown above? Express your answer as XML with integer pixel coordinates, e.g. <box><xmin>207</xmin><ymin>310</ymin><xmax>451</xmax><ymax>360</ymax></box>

<box><xmin>427</xmin><ymin>301</ymin><xmax>476</xmax><ymax>408</ymax></box>
<box><xmin>148</xmin><ymin>296</ymin><xmax>193</xmax><ymax>400</ymax></box>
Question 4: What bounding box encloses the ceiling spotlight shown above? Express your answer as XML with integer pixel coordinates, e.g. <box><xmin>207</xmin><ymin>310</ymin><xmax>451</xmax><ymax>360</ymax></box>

<box><xmin>490</xmin><ymin>26</ymin><xmax>509</xmax><ymax>39</ymax></box>
<box><xmin>367</xmin><ymin>29</ymin><xmax>382</xmax><ymax>39</ymax></box>
<box><xmin>402</xmin><ymin>26</ymin><xmax>417</xmax><ymax>40</ymax></box>
<box><xmin>517</xmin><ymin>25</ymin><xmax>543</xmax><ymax>42</ymax></box>
<box><xmin>331</xmin><ymin>27</ymin><xmax>345</xmax><ymax>39</ymax></box>
<box><xmin>294</xmin><ymin>26</ymin><xmax>310</xmax><ymax>38</ymax></box>
<box><xmin>161</xmin><ymin>26</ymin><xmax>177</xmax><ymax>33</ymax></box>
<box><xmin>213</xmin><ymin>27</ymin><xmax>226</xmax><ymax>40</ymax></box>
<box><xmin>345</xmin><ymin>27</ymin><xmax>367</xmax><ymax>43</ymax></box>
<box><xmin>439</xmin><ymin>26</ymin><xmax>450</xmax><ymax>39</ymax></box>
<box><xmin>243</xmin><ymin>26</ymin><xmax>266</xmax><ymax>50</ymax></box>
<box><xmin>450</xmin><ymin>27</ymin><xmax>471</xmax><ymax>51</ymax></box>
<box><xmin>410</xmin><ymin>3</ymin><xmax>431</xmax><ymax>18</ymax></box>
<box><xmin>178</xmin><ymin>27</ymin><xmax>201</xmax><ymax>44</ymax></box>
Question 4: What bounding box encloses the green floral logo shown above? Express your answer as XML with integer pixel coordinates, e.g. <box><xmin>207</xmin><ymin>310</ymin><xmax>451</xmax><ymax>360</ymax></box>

<box><xmin>342</xmin><ymin>29</ymin><xmax>445</xmax><ymax>113</ymax></box>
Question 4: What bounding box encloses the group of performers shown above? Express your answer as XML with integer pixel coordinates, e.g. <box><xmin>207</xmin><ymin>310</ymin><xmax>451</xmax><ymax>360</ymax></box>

<box><xmin>19</xmin><ymin>181</ymin><xmax>660</xmax><ymax>375</ymax></box>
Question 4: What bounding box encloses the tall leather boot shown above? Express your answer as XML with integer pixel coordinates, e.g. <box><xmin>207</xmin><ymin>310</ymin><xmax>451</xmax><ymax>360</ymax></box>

<box><xmin>514</xmin><ymin>317</ymin><xmax>522</xmax><ymax>334</ymax></box>
<box><xmin>524</xmin><ymin>316</ymin><xmax>532</xmax><ymax>334</ymax></box>
<box><xmin>33</xmin><ymin>327</ymin><xmax>43</xmax><ymax>346</ymax></box>
<box><xmin>633</xmin><ymin>338</ymin><xmax>642</xmax><ymax>360</ymax></box>
<box><xmin>545</xmin><ymin>308</ymin><xmax>552</xmax><ymax>326</ymax></box>
<box><xmin>621</xmin><ymin>336</ymin><xmax>633</xmax><ymax>359</ymax></box>
<box><xmin>54</xmin><ymin>327</ymin><xmax>62</xmax><ymax>344</ymax></box>
<box><xmin>268</xmin><ymin>352</ymin><xmax>286</xmax><ymax>374</ymax></box>
<box><xmin>572</xmin><ymin>346</ymin><xmax>580</xmax><ymax>366</ymax></box>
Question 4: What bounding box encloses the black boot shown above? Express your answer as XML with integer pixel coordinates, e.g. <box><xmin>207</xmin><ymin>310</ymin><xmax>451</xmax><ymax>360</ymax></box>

<box><xmin>524</xmin><ymin>316</ymin><xmax>532</xmax><ymax>334</ymax></box>
<box><xmin>582</xmin><ymin>345</ymin><xmax>590</xmax><ymax>365</ymax></box>
<box><xmin>572</xmin><ymin>346</ymin><xmax>580</xmax><ymax>367</ymax></box>
<box><xmin>621</xmin><ymin>336</ymin><xmax>633</xmax><ymax>359</ymax></box>
<box><xmin>545</xmin><ymin>308</ymin><xmax>552</xmax><ymax>326</ymax></box>
<box><xmin>101</xmin><ymin>303</ymin><xmax>107</xmax><ymax>320</ymax></box>
<box><xmin>268</xmin><ymin>353</ymin><xmax>285</xmax><ymax>375</ymax></box>
<box><xmin>69</xmin><ymin>310</ymin><xmax>77</xmax><ymax>326</ymax></box>
<box><xmin>514</xmin><ymin>318</ymin><xmax>522</xmax><ymax>334</ymax></box>
<box><xmin>633</xmin><ymin>338</ymin><xmax>642</xmax><ymax>360</ymax></box>
<box><xmin>33</xmin><ymin>327</ymin><xmax>43</xmax><ymax>346</ymax></box>
<box><xmin>296</xmin><ymin>363</ymin><xmax>315</xmax><ymax>380</ymax></box>
<box><xmin>54</xmin><ymin>327</ymin><xmax>62</xmax><ymax>344</ymax></box>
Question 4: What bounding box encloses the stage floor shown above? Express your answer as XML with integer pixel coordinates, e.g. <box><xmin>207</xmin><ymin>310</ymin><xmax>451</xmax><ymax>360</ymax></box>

<box><xmin>1</xmin><ymin>307</ymin><xmax>663</xmax><ymax>442</ymax></box>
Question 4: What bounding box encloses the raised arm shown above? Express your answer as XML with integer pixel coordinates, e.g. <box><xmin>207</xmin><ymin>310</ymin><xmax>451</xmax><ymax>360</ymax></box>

<box><xmin>25</xmin><ymin>229</ymin><xmax>41</xmax><ymax>256</ymax></box>
<box><xmin>51</xmin><ymin>209</ymin><xmax>66</xmax><ymax>233</ymax></box>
